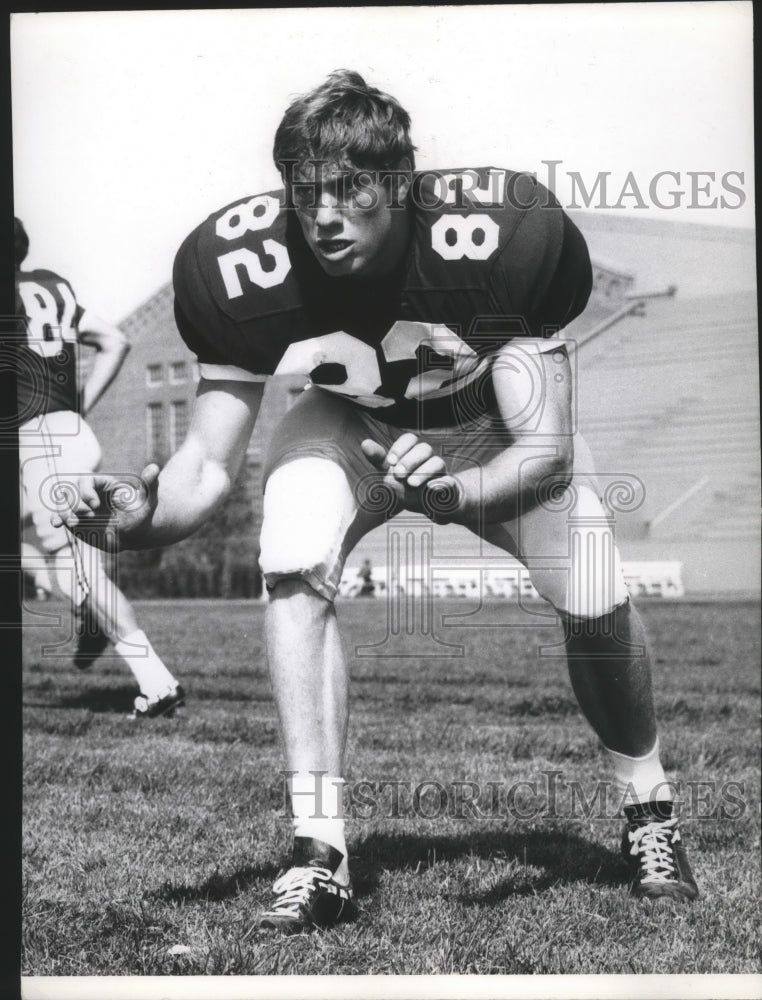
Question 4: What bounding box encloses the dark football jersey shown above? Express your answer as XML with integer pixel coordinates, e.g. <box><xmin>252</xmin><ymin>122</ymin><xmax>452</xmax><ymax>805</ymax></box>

<box><xmin>13</xmin><ymin>268</ymin><xmax>84</xmax><ymax>421</ymax></box>
<box><xmin>173</xmin><ymin>167</ymin><xmax>592</xmax><ymax>427</ymax></box>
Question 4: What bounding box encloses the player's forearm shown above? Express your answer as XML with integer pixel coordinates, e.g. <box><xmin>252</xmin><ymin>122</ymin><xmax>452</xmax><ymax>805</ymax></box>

<box><xmin>123</xmin><ymin>452</ymin><xmax>233</xmax><ymax>549</ymax></box>
<box><xmin>80</xmin><ymin>340</ymin><xmax>130</xmax><ymax>414</ymax></box>
<box><xmin>444</xmin><ymin>443</ymin><xmax>573</xmax><ymax>525</ymax></box>
<box><xmin>119</xmin><ymin>378</ymin><xmax>263</xmax><ymax>548</ymax></box>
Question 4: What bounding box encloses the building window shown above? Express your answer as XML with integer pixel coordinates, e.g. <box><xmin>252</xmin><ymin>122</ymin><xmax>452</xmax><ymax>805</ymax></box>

<box><xmin>169</xmin><ymin>361</ymin><xmax>188</xmax><ymax>384</ymax></box>
<box><xmin>146</xmin><ymin>363</ymin><xmax>163</xmax><ymax>387</ymax></box>
<box><xmin>146</xmin><ymin>403</ymin><xmax>164</xmax><ymax>462</ymax></box>
<box><xmin>169</xmin><ymin>400</ymin><xmax>189</xmax><ymax>452</ymax></box>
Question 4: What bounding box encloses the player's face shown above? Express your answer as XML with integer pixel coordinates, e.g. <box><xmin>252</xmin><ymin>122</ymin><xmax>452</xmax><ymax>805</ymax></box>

<box><xmin>291</xmin><ymin>165</ymin><xmax>410</xmax><ymax>278</ymax></box>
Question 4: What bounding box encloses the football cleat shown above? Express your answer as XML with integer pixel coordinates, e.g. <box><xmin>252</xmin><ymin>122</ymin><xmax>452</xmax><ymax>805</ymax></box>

<box><xmin>131</xmin><ymin>683</ymin><xmax>186</xmax><ymax>719</ymax></box>
<box><xmin>257</xmin><ymin>837</ymin><xmax>356</xmax><ymax>933</ymax></box>
<box><xmin>622</xmin><ymin>802</ymin><xmax>699</xmax><ymax>902</ymax></box>
<box><xmin>73</xmin><ymin>606</ymin><xmax>110</xmax><ymax>670</ymax></box>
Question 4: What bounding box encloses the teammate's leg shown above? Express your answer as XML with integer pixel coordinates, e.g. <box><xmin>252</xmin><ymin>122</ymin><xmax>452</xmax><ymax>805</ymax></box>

<box><xmin>21</xmin><ymin>413</ymin><xmax>183</xmax><ymax>715</ymax></box>
<box><xmin>20</xmin><ymin>539</ymin><xmax>53</xmax><ymax>599</ymax></box>
<box><xmin>29</xmin><ymin>519</ymin><xmax>183</xmax><ymax>713</ymax></box>
<box><xmin>70</xmin><ymin>536</ymin><xmax>182</xmax><ymax>714</ymax></box>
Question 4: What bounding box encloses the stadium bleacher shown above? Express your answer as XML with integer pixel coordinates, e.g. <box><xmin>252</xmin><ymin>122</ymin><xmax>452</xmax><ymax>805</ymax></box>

<box><xmin>575</xmin><ymin>289</ymin><xmax>759</xmax><ymax>591</ymax></box>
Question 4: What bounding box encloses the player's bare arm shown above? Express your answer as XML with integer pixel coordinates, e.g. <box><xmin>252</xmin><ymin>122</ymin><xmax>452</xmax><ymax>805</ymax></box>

<box><xmin>58</xmin><ymin>377</ymin><xmax>265</xmax><ymax>549</ymax></box>
<box><xmin>76</xmin><ymin>310</ymin><xmax>131</xmax><ymax>415</ymax></box>
<box><xmin>363</xmin><ymin>341</ymin><xmax>574</xmax><ymax>525</ymax></box>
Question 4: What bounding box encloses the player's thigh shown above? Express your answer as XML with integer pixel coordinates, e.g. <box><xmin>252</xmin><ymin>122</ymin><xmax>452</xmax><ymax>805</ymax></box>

<box><xmin>20</xmin><ymin>411</ymin><xmax>102</xmax><ymax>552</ymax></box>
<box><xmin>260</xmin><ymin>389</ymin><xmax>397</xmax><ymax>600</ymax></box>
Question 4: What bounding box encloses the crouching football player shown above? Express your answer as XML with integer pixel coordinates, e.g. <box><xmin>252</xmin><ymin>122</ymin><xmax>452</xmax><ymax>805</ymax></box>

<box><xmin>59</xmin><ymin>70</ymin><xmax>698</xmax><ymax>929</ymax></box>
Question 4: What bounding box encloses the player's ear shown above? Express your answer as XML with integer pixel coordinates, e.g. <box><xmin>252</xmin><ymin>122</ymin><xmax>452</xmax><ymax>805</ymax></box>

<box><xmin>396</xmin><ymin>157</ymin><xmax>413</xmax><ymax>200</ymax></box>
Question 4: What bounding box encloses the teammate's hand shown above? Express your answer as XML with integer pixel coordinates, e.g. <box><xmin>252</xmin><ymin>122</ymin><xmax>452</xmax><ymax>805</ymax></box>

<box><xmin>51</xmin><ymin>463</ymin><xmax>160</xmax><ymax>551</ymax></box>
<box><xmin>361</xmin><ymin>434</ymin><xmax>463</xmax><ymax>521</ymax></box>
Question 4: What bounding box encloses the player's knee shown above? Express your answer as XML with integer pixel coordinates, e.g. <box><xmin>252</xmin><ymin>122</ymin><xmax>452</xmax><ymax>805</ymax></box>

<box><xmin>557</xmin><ymin>595</ymin><xmax>631</xmax><ymax>631</ymax></box>
<box><xmin>533</xmin><ymin>564</ymin><xmax>629</xmax><ymax>621</ymax></box>
<box><xmin>521</xmin><ymin>485</ymin><xmax>629</xmax><ymax>619</ymax></box>
<box><xmin>31</xmin><ymin>510</ymin><xmax>70</xmax><ymax>554</ymax></box>
<box><xmin>20</xmin><ymin>541</ymin><xmax>43</xmax><ymax>572</ymax></box>
<box><xmin>259</xmin><ymin>458</ymin><xmax>356</xmax><ymax>602</ymax></box>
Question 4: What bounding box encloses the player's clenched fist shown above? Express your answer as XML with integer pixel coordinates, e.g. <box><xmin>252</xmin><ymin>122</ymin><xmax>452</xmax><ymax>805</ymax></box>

<box><xmin>361</xmin><ymin>434</ymin><xmax>463</xmax><ymax>522</ymax></box>
<box><xmin>51</xmin><ymin>464</ymin><xmax>160</xmax><ymax>551</ymax></box>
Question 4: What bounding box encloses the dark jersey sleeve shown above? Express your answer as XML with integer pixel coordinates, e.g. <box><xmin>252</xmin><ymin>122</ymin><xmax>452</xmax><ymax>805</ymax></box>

<box><xmin>487</xmin><ymin>177</ymin><xmax>592</xmax><ymax>337</ymax></box>
<box><xmin>172</xmin><ymin>194</ymin><xmax>305</xmax><ymax>378</ymax></box>
<box><xmin>172</xmin><ymin>227</ymin><xmax>250</xmax><ymax>370</ymax></box>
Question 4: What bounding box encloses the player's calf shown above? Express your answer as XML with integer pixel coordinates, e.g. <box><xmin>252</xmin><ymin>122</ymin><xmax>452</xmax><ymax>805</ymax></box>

<box><xmin>556</xmin><ymin>600</ymin><xmax>699</xmax><ymax>901</ymax></box>
<box><xmin>73</xmin><ymin>600</ymin><xmax>110</xmax><ymax>669</ymax></box>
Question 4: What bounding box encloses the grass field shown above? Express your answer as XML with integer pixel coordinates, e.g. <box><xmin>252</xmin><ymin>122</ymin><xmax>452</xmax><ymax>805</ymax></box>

<box><xmin>21</xmin><ymin>597</ymin><xmax>761</xmax><ymax>977</ymax></box>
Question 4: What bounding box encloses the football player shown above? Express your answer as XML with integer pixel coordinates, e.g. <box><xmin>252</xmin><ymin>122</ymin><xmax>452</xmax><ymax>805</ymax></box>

<box><xmin>15</xmin><ymin>217</ymin><xmax>185</xmax><ymax>718</ymax></box>
<box><xmin>58</xmin><ymin>70</ymin><xmax>698</xmax><ymax>927</ymax></box>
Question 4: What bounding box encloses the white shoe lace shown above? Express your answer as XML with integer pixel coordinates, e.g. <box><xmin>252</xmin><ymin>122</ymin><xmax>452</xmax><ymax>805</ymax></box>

<box><xmin>263</xmin><ymin>865</ymin><xmax>333</xmax><ymax>917</ymax></box>
<box><xmin>627</xmin><ymin>816</ymin><xmax>680</xmax><ymax>883</ymax></box>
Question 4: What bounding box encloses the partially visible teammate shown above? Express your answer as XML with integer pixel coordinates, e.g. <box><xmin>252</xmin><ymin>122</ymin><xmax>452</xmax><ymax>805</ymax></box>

<box><xmin>15</xmin><ymin>218</ymin><xmax>184</xmax><ymax>718</ymax></box>
<box><xmin>59</xmin><ymin>71</ymin><xmax>699</xmax><ymax>924</ymax></box>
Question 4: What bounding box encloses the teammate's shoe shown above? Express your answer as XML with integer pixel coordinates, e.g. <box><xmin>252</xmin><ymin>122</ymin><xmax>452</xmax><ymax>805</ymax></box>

<box><xmin>621</xmin><ymin>802</ymin><xmax>699</xmax><ymax>902</ymax></box>
<box><xmin>73</xmin><ymin>607</ymin><xmax>110</xmax><ymax>670</ymax></box>
<box><xmin>257</xmin><ymin>837</ymin><xmax>356</xmax><ymax>933</ymax></box>
<box><xmin>131</xmin><ymin>683</ymin><xmax>186</xmax><ymax>719</ymax></box>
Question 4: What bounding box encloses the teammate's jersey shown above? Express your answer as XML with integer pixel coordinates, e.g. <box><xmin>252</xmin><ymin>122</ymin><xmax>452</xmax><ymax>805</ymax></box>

<box><xmin>173</xmin><ymin>167</ymin><xmax>592</xmax><ymax>427</ymax></box>
<box><xmin>13</xmin><ymin>267</ymin><xmax>84</xmax><ymax>420</ymax></box>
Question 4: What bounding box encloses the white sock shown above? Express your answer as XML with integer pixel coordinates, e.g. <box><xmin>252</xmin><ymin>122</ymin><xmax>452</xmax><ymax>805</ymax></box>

<box><xmin>114</xmin><ymin>630</ymin><xmax>177</xmax><ymax>699</ymax></box>
<box><xmin>289</xmin><ymin>770</ymin><xmax>349</xmax><ymax>885</ymax></box>
<box><xmin>605</xmin><ymin>739</ymin><xmax>675</xmax><ymax>809</ymax></box>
